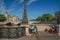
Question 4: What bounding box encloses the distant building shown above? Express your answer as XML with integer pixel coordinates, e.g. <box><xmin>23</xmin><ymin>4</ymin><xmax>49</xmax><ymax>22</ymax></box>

<box><xmin>4</xmin><ymin>11</ymin><xmax>9</xmax><ymax>21</ymax></box>
<box><xmin>4</xmin><ymin>11</ymin><xmax>20</xmax><ymax>22</ymax></box>
<box><xmin>12</xmin><ymin>16</ymin><xmax>20</xmax><ymax>22</ymax></box>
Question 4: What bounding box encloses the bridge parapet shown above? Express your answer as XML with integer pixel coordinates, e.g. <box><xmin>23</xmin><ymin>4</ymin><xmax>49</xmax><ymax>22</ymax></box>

<box><xmin>0</xmin><ymin>21</ymin><xmax>22</xmax><ymax>25</ymax></box>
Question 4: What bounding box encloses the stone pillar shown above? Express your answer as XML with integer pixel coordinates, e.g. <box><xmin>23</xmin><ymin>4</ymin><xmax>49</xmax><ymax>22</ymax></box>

<box><xmin>56</xmin><ymin>25</ymin><xmax>60</xmax><ymax>36</ymax></box>
<box><xmin>20</xmin><ymin>25</ymin><xmax>31</xmax><ymax>36</ymax></box>
<box><xmin>25</xmin><ymin>27</ymin><xmax>30</xmax><ymax>36</ymax></box>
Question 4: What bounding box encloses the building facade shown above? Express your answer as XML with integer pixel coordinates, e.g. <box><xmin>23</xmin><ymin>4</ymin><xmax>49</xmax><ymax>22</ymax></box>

<box><xmin>4</xmin><ymin>11</ymin><xmax>20</xmax><ymax>22</ymax></box>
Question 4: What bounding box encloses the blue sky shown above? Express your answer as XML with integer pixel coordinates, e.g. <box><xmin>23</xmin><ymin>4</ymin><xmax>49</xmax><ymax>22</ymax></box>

<box><xmin>0</xmin><ymin>0</ymin><xmax>60</xmax><ymax>20</ymax></box>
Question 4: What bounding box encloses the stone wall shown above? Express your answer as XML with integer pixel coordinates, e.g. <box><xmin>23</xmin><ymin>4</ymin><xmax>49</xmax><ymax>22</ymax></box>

<box><xmin>36</xmin><ymin>24</ymin><xmax>52</xmax><ymax>31</ymax></box>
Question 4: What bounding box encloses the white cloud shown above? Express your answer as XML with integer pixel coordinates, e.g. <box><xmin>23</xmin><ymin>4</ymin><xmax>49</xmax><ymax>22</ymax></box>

<box><xmin>0</xmin><ymin>0</ymin><xmax>37</xmax><ymax>14</ymax></box>
<box><xmin>27</xmin><ymin>0</ymin><xmax>37</xmax><ymax>5</ymax></box>
<box><xmin>7</xmin><ymin>8</ymin><xmax>16</xmax><ymax>12</ymax></box>
<box><xmin>18</xmin><ymin>0</ymin><xmax>24</xmax><ymax>4</ymax></box>
<box><xmin>18</xmin><ymin>0</ymin><xmax>37</xmax><ymax>5</ymax></box>
<box><xmin>8</xmin><ymin>0</ymin><xmax>24</xmax><ymax>12</ymax></box>
<box><xmin>7</xmin><ymin>0</ymin><xmax>17</xmax><ymax>13</ymax></box>
<box><xmin>7</xmin><ymin>0</ymin><xmax>24</xmax><ymax>12</ymax></box>
<box><xmin>20</xmin><ymin>0</ymin><xmax>24</xmax><ymax>3</ymax></box>
<box><xmin>0</xmin><ymin>0</ymin><xmax>6</xmax><ymax>13</ymax></box>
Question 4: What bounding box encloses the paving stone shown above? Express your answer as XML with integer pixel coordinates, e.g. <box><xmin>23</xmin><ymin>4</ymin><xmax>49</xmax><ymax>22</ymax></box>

<box><xmin>0</xmin><ymin>32</ymin><xmax>60</xmax><ymax>40</ymax></box>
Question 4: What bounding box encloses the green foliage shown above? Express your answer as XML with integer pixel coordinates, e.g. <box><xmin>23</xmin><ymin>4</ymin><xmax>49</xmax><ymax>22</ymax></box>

<box><xmin>43</xmin><ymin>14</ymin><xmax>50</xmax><ymax>20</ymax></box>
<box><xmin>0</xmin><ymin>14</ymin><xmax>6</xmax><ymax>22</ymax></box>
<box><xmin>35</xmin><ymin>13</ymin><xmax>56</xmax><ymax>21</ymax></box>
<box><xmin>36</xmin><ymin>16</ymin><xmax>42</xmax><ymax>21</ymax></box>
<box><xmin>42</xmin><ymin>13</ymin><xmax>54</xmax><ymax>21</ymax></box>
<box><xmin>55</xmin><ymin>11</ymin><xmax>60</xmax><ymax>19</ymax></box>
<box><xmin>54</xmin><ymin>11</ymin><xmax>60</xmax><ymax>24</ymax></box>
<box><xmin>30</xmin><ymin>19</ymin><xmax>36</xmax><ymax>21</ymax></box>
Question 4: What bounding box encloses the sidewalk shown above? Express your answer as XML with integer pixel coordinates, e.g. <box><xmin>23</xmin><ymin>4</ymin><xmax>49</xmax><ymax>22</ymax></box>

<box><xmin>0</xmin><ymin>32</ymin><xmax>60</xmax><ymax>40</ymax></box>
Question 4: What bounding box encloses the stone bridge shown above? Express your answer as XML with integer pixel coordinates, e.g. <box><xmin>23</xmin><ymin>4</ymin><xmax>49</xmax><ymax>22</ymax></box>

<box><xmin>36</xmin><ymin>24</ymin><xmax>53</xmax><ymax>31</ymax></box>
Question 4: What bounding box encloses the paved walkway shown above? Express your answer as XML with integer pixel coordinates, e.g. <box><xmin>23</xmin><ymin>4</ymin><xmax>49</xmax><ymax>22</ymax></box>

<box><xmin>0</xmin><ymin>32</ymin><xmax>60</xmax><ymax>40</ymax></box>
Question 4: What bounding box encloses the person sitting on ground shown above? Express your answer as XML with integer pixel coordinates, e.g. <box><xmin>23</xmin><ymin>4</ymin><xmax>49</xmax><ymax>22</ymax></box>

<box><xmin>48</xmin><ymin>27</ymin><xmax>55</xmax><ymax>33</ymax></box>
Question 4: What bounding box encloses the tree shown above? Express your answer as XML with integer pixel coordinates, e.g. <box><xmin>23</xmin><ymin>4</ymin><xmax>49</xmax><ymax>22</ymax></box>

<box><xmin>49</xmin><ymin>16</ymin><xmax>56</xmax><ymax>21</ymax></box>
<box><xmin>36</xmin><ymin>16</ymin><xmax>42</xmax><ymax>21</ymax></box>
<box><xmin>0</xmin><ymin>14</ymin><xmax>6</xmax><ymax>22</ymax></box>
<box><xmin>41</xmin><ymin>13</ymin><xmax>56</xmax><ymax>21</ymax></box>
<box><xmin>35</xmin><ymin>13</ymin><xmax>56</xmax><ymax>21</ymax></box>
<box><xmin>55</xmin><ymin>11</ymin><xmax>60</xmax><ymax>24</ymax></box>
<box><xmin>30</xmin><ymin>19</ymin><xmax>36</xmax><ymax>21</ymax></box>
<box><xmin>55</xmin><ymin>11</ymin><xmax>60</xmax><ymax>19</ymax></box>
